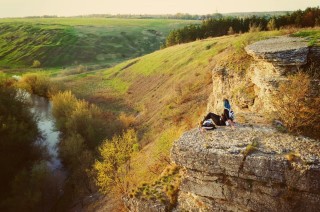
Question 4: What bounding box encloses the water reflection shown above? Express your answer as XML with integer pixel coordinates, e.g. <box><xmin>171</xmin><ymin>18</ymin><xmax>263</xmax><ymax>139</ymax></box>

<box><xmin>29</xmin><ymin>95</ymin><xmax>63</xmax><ymax>170</ymax></box>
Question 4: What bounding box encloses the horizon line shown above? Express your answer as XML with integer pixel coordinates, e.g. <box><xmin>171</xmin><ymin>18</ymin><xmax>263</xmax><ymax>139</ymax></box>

<box><xmin>0</xmin><ymin>10</ymin><xmax>296</xmax><ymax>19</ymax></box>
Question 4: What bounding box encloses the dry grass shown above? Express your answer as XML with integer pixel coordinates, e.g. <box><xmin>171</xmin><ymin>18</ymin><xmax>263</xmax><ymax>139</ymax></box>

<box><xmin>242</xmin><ymin>140</ymin><xmax>259</xmax><ymax>156</ymax></box>
<box><xmin>285</xmin><ymin>152</ymin><xmax>300</xmax><ymax>162</ymax></box>
<box><xmin>130</xmin><ymin>164</ymin><xmax>182</xmax><ymax>209</ymax></box>
<box><xmin>271</xmin><ymin>72</ymin><xmax>320</xmax><ymax>138</ymax></box>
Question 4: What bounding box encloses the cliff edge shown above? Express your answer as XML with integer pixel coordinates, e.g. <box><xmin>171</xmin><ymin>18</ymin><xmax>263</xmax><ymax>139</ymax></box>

<box><xmin>171</xmin><ymin>126</ymin><xmax>320</xmax><ymax>212</ymax></box>
<box><xmin>208</xmin><ymin>36</ymin><xmax>320</xmax><ymax>116</ymax></box>
<box><xmin>124</xmin><ymin>34</ymin><xmax>320</xmax><ymax>212</ymax></box>
<box><xmin>171</xmin><ymin>36</ymin><xmax>320</xmax><ymax>212</ymax></box>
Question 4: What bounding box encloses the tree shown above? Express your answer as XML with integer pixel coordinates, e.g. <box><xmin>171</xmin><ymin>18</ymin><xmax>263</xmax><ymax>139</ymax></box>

<box><xmin>0</xmin><ymin>79</ymin><xmax>47</xmax><ymax>210</ymax></box>
<box><xmin>315</xmin><ymin>18</ymin><xmax>320</xmax><ymax>26</ymax></box>
<box><xmin>271</xmin><ymin>72</ymin><xmax>320</xmax><ymax>137</ymax></box>
<box><xmin>51</xmin><ymin>91</ymin><xmax>77</xmax><ymax>131</ymax></box>
<box><xmin>52</xmin><ymin>91</ymin><xmax>107</xmax><ymax>148</ymax></box>
<box><xmin>51</xmin><ymin>90</ymin><xmax>114</xmax><ymax>200</ymax></box>
<box><xmin>227</xmin><ymin>26</ymin><xmax>235</xmax><ymax>35</ymax></box>
<box><xmin>249</xmin><ymin>22</ymin><xmax>261</xmax><ymax>32</ymax></box>
<box><xmin>267</xmin><ymin>18</ymin><xmax>277</xmax><ymax>30</ymax></box>
<box><xmin>17</xmin><ymin>73</ymin><xmax>51</xmax><ymax>97</ymax></box>
<box><xmin>162</xmin><ymin>7</ymin><xmax>320</xmax><ymax>47</ymax></box>
<box><xmin>94</xmin><ymin>129</ymin><xmax>139</xmax><ymax>195</ymax></box>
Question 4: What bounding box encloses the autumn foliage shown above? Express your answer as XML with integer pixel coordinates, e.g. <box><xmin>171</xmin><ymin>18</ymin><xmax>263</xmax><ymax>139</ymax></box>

<box><xmin>271</xmin><ymin>72</ymin><xmax>320</xmax><ymax>138</ymax></box>
<box><xmin>94</xmin><ymin>129</ymin><xmax>139</xmax><ymax>195</ymax></box>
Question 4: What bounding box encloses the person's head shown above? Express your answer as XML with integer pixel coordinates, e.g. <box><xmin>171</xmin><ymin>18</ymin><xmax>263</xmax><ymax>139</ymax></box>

<box><xmin>223</xmin><ymin>99</ymin><xmax>230</xmax><ymax>110</ymax></box>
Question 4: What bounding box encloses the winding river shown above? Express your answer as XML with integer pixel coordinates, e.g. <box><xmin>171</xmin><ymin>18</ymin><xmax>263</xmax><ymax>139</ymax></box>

<box><xmin>29</xmin><ymin>94</ymin><xmax>63</xmax><ymax>171</ymax></box>
<box><xmin>26</xmin><ymin>93</ymin><xmax>69</xmax><ymax>210</ymax></box>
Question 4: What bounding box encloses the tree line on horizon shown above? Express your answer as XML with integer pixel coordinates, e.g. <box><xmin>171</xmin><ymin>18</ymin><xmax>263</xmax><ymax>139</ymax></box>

<box><xmin>164</xmin><ymin>7</ymin><xmax>320</xmax><ymax>47</ymax></box>
<box><xmin>17</xmin><ymin>11</ymin><xmax>289</xmax><ymax>21</ymax></box>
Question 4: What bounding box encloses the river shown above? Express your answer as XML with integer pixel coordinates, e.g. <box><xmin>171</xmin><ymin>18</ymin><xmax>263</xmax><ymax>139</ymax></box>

<box><xmin>26</xmin><ymin>93</ymin><xmax>68</xmax><ymax>210</ymax></box>
<box><xmin>29</xmin><ymin>94</ymin><xmax>63</xmax><ymax>171</ymax></box>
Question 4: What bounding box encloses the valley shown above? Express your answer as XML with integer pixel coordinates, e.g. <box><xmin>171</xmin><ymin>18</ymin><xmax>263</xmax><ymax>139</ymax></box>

<box><xmin>1</xmin><ymin>10</ymin><xmax>319</xmax><ymax>211</ymax></box>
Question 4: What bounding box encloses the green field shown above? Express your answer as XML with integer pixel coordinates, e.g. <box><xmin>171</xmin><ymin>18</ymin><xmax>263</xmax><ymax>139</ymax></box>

<box><xmin>0</xmin><ymin>18</ymin><xmax>199</xmax><ymax>68</ymax></box>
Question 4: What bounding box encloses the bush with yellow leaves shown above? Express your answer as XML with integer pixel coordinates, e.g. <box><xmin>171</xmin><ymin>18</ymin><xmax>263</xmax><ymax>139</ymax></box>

<box><xmin>271</xmin><ymin>72</ymin><xmax>320</xmax><ymax>138</ymax></box>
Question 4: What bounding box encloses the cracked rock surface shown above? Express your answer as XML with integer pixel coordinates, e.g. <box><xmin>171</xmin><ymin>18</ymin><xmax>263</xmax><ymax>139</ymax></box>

<box><xmin>171</xmin><ymin>126</ymin><xmax>320</xmax><ymax>212</ymax></box>
<box><xmin>245</xmin><ymin>36</ymin><xmax>309</xmax><ymax>66</ymax></box>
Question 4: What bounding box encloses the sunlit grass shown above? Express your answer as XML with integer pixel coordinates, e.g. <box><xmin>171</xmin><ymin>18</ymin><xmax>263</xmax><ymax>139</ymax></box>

<box><xmin>0</xmin><ymin>18</ymin><xmax>199</xmax><ymax>68</ymax></box>
<box><xmin>0</xmin><ymin>18</ymin><xmax>199</xmax><ymax>28</ymax></box>
<box><xmin>292</xmin><ymin>28</ymin><xmax>320</xmax><ymax>46</ymax></box>
<box><xmin>30</xmin><ymin>28</ymin><xmax>320</xmax><ymax>188</ymax></box>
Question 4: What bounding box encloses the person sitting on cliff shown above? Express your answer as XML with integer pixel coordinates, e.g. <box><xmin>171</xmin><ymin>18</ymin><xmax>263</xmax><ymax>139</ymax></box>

<box><xmin>200</xmin><ymin>99</ymin><xmax>235</xmax><ymax>130</ymax></box>
<box><xmin>222</xmin><ymin>98</ymin><xmax>235</xmax><ymax>127</ymax></box>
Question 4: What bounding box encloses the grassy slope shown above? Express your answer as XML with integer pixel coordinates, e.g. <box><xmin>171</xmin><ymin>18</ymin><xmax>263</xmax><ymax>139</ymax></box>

<box><xmin>0</xmin><ymin>18</ymin><xmax>198</xmax><ymax>68</ymax></box>
<box><xmin>59</xmin><ymin>30</ymin><xmax>296</xmax><ymax>184</ymax></box>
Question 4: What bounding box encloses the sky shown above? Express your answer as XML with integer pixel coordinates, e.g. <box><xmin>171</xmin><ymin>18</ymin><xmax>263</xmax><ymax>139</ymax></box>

<box><xmin>0</xmin><ymin>0</ymin><xmax>319</xmax><ymax>18</ymax></box>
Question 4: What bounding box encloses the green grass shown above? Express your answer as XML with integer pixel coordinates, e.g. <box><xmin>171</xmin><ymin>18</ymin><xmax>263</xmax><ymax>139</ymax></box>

<box><xmin>58</xmin><ymin>30</ymin><xmax>292</xmax><ymax>127</ymax></box>
<box><xmin>242</xmin><ymin>140</ymin><xmax>259</xmax><ymax>156</ymax></box>
<box><xmin>292</xmin><ymin>29</ymin><xmax>320</xmax><ymax>46</ymax></box>
<box><xmin>10</xmin><ymin>28</ymin><xmax>319</xmax><ymax>196</ymax></box>
<box><xmin>54</xmin><ymin>30</ymin><xmax>305</xmax><ymax>186</ymax></box>
<box><xmin>0</xmin><ymin>18</ymin><xmax>199</xmax><ymax>28</ymax></box>
<box><xmin>0</xmin><ymin>18</ymin><xmax>199</xmax><ymax>69</ymax></box>
<box><xmin>102</xmin><ymin>78</ymin><xmax>130</xmax><ymax>95</ymax></box>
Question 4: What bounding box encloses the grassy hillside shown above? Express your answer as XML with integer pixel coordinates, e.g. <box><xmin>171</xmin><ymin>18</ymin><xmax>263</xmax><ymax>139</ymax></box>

<box><xmin>10</xmin><ymin>27</ymin><xmax>319</xmax><ymax>210</ymax></box>
<box><xmin>0</xmin><ymin>18</ymin><xmax>198</xmax><ymax>68</ymax></box>
<box><xmin>57</xmin><ymin>30</ymin><xmax>297</xmax><ymax>186</ymax></box>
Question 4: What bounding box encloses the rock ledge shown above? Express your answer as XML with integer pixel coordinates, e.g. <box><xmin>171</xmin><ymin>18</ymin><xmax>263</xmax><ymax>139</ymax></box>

<box><xmin>245</xmin><ymin>36</ymin><xmax>309</xmax><ymax>66</ymax></box>
<box><xmin>171</xmin><ymin>126</ymin><xmax>320</xmax><ymax>212</ymax></box>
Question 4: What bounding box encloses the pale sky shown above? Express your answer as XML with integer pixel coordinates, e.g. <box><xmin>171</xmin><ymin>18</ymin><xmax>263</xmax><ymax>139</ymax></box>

<box><xmin>0</xmin><ymin>0</ymin><xmax>319</xmax><ymax>18</ymax></box>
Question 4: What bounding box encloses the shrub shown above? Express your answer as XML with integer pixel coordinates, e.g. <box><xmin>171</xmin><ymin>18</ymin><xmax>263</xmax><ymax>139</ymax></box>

<box><xmin>0</xmin><ymin>81</ymin><xmax>49</xmax><ymax>210</ymax></box>
<box><xmin>249</xmin><ymin>23</ymin><xmax>261</xmax><ymax>33</ymax></box>
<box><xmin>65</xmin><ymin>100</ymin><xmax>106</xmax><ymax>149</ymax></box>
<box><xmin>243</xmin><ymin>145</ymin><xmax>255</xmax><ymax>156</ymax></box>
<box><xmin>32</xmin><ymin>60</ymin><xmax>41</xmax><ymax>68</ymax></box>
<box><xmin>94</xmin><ymin>129</ymin><xmax>138</xmax><ymax>195</ymax></box>
<box><xmin>271</xmin><ymin>72</ymin><xmax>320</xmax><ymax>137</ymax></box>
<box><xmin>242</xmin><ymin>140</ymin><xmax>259</xmax><ymax>156</ymax></box>
<box><xmin>61</xmin><ymin>65</ymin><xmax>88</xmax><ymax>76</ymax></box>
<box><xmin>51</xmin><ymin>91</ymin><xmax>77</xmax><ymax>131</ymax></box>
<box><xmin>18</xmin><ymin>73</ymin><xmax>51</xmax><ymax>97</ymax></box>
<box><xmin>52</xmin><ymin>91</ymin><xmax>108</xmax><ymax>148</ymax></box>
<box><xmin>59</xmin><ymin>133</ymin><xmax>85</xmax><ymax>168</ymax></box>
<box><xmin>227</xmin><ymin>26</ymin><xmax>235</xmax><ymax>35</ymax></box>
<box><xmin>119</xmin><ymin>112</ymin><xmax>136</xmax><ymax>128</ymax></box>
<box><xmin>267</xmin><ymin>18</ymin><xmax>277</xmax><ymax>31</ymax></box>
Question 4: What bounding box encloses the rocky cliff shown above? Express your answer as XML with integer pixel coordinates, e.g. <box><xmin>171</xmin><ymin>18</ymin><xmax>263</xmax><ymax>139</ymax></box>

<box><xmin>207</xmin><ymin>36</ymin><xmax>320</xmax><ymax>117</ymax></box>
<box><xmin>172</xmin><ymin>36</ymin><xmax>320</xmax><ymax>211</ymax></box>
<box><xmin>171</xmin><ymin>126</ymin><xmax>320</xmax><ymax>212</ymax></box>
<box><xmin>170</xmin><ymin>36</ymin><xmax>320</xmax><ymax>212</ymax></box>
<box><xmin>124</xmin><ymin>35</ymin><xmax>320</xmax><ymax>212</ymax></box>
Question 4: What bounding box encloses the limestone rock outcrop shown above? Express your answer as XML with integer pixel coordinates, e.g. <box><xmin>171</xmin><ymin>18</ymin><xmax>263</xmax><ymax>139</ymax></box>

<box><xmin>207</xmin><ymin>36</ymin><xmax>319</xmax><ymax>117</ymax></box>
<box><xmin>245</xmin><ymin>36</ymin><xmax>309</xmax><ymax>66</ymax></box>
<box><xmin>171</xmin><ymin>127</ymin><xmax>320</xmax><ymax>212</ymax></box>
<box><xmin>123</xmin><ymin>196</ymin><xmax>167</xmax><ymax>212</ymax></box>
